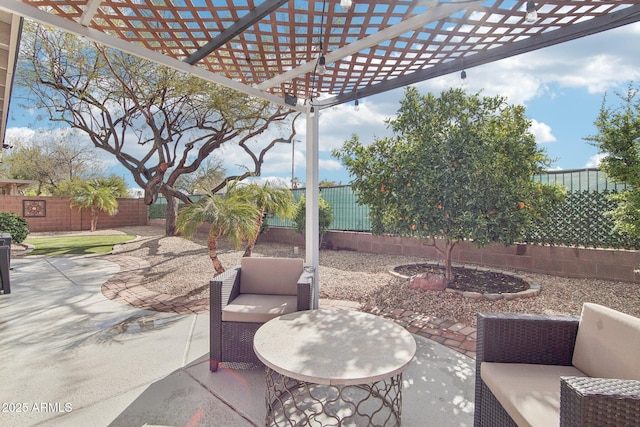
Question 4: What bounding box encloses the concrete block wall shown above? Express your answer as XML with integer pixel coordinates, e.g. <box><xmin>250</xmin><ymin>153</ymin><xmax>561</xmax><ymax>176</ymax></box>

<box><xmin>261</xmin><ymin>227</ymin><xmax>640</xmax><ymax>284</ymax></box>
<box><xmin>0</xmin><ymin>196</ymin><xmax>148</xmax><ymax>232</ymax></box>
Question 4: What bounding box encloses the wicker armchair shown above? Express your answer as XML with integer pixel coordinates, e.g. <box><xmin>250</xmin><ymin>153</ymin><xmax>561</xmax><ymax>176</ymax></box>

<box><xmin>209</xmin><ymin>257</ymin><xmax>313</xmax><ymax>372</ymax></box>
<box><xmin>474</xmin><ymin>305</ymin><xmax>640</xmax><ymax>427</ymax></box>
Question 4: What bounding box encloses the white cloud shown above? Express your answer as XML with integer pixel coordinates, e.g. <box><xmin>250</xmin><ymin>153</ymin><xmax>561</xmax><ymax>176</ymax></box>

<box><xmin>529</xmin><ymin>119</ymin><xmax>556</xmax><ymax>144</ymax></box>
<box><xmin>585</xmin><ymin>153</ymin><xmax>606</xmax><ymax>168</ymax></box>
<box><xmin>4</xmin><ymin>127</ymin><xmax>37</xmax><ymax>145</ymax></box>
<box><xmin>5</xmin><ymin>126</ymin><xmax>118</xmax><ymax>170</ymax></box>
<box><xmin>293</xmin><ymin>103</ymin><xmax>394</xmax><ymax>154</ymax></box>
<box><xmin>319</xmin><ymin>158</ymin><xmax>343</xmax><ymax>171</ymax></box>
<box><xmin>245</xmin><ymin>176</ymin><xmax>291</xmax><ymax>187</ymax></box>
<box><xmin>413</xmin><ymin>22</ymin><xmax>640</xmax><ymax>105</ymax></box>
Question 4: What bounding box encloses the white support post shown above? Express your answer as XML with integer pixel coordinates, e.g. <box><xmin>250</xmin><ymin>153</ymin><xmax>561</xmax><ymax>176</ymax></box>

<box><xmin>305</xmin><ymin>105</ymin><xmax>320</xmax><ymax>309</ymax></box>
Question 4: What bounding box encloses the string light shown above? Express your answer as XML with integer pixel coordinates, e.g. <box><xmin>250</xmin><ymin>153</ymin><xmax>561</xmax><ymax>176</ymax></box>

<box><xmin>317</xmin><ymin>55</ymin><xmax>327</xmax><ymax>75</ymax></box>
<box><xmin>340</xmin><ymin>0</ymin><xmax>353</xmax><ymax>10</ymax></box>
<box><xmin>315</xmin><ymin>1</ymin><xmax>329</xmax><ymax>76</ymax></box>
<box><xmin>525</xmin><ymin>1</ymin><xmax>538</xmax><ymax>23</ymax></box>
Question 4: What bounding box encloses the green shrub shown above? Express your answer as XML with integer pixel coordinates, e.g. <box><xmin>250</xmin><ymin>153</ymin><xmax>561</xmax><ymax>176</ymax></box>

<box><xmin>0</xmin><ymin>212</ymin><xmax>30</xmax><ymax>243</ymax></box>
<box><xmin>293</xmin><ymin>195</ymin><xmax>333</xmax><ymax>237</ymax></box>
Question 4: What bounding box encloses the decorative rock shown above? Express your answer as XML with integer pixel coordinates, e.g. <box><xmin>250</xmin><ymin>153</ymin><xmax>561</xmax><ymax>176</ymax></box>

<box><xmin>462</xmin><ymin>291</ymin><xmax>483</xmax><ymax>299</ymax></box>
<box><xmin>515</xmin><ymin>288</ymin><xmax>540</xmax><ymax>298</ymax></box>
<box><xmin>408</xmin><ymin>273</ymin><xmax>447</xmax><ymax>291</ymax></box>
<box><xmin>392</xmin><ymin>262</ymin><xmax>542</xmax><ymax>301</ymax></box>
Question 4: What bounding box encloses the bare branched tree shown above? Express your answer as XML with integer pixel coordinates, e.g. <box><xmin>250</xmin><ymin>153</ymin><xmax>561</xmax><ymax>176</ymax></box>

<box><xmin>16</xmin><ymin>22</ymin><xmax>299</xmax><ymax>234</ymax></box>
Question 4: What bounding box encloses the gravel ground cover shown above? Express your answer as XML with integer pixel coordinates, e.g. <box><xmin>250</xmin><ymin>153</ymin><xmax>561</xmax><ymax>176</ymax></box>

<box><xmin>31</xmin><ymin>225</ymin><xmax>640</xmax><ymax>327</ymax></box>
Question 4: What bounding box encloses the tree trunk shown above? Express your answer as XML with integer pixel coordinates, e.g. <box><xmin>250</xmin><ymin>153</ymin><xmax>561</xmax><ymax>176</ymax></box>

<box><xmin>90</xmin><ymin>207</ymin><xmax>98</xmax><ymax>232</ymax></box>
<box><xmin>243</xmin><ymin>209</ymin><xmax>264</xmax><ymax>257</ymax></box>
<box><xmin>444</xmin><ymin>239</ymin><xmax>456</xmax><ymax>283</ymax></box>
<box><xmin>165</xmin><ymin>194</ymin><xmax>179</xmax><ymax>236</ymax></box>
<box><xmin>208</xmin><ymin>231</ymin><xmax>225</xmax><ymax>275</ymax></box>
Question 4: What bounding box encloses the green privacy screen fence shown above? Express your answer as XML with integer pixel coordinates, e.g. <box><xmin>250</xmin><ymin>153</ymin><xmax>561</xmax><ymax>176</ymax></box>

<box><xmin>268</xmin><ymin>168</ymin><xmax>627</xmax><ymax>232</ymax></box>
<box><xmin>265</xmin><ymin>169</ymin><xmax>640</xmax><ymax>249</ymax></box>
<box><xmin>266</xmin><ymin>185</ymin><xmax>372</xmax><ymax>231</ymax></box>
<box><xmin>150</xmin><ymin>169</ymin><xmax>640</xmax><ymax>249</ymax></box>
<box><xmin>532</xmin><ymin>168</ymin><xmax>628</xmax><ymax>193</ymax></box>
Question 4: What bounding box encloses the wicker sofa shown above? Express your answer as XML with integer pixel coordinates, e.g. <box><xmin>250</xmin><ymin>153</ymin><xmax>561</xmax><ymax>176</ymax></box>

<box><xmin>475</xmin><ymin>303</ymin><xmax>640</xmax><ymax>427</ymax></box>
<box><xmin>209</xmin><ymin>257</ymin><xmax>313</xmax><ymax>372</ymax></box>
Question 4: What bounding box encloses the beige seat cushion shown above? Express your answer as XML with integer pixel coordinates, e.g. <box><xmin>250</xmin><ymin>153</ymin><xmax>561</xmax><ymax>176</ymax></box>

<box><xmin>572</xmin><ymin>303</ymin><xmax>640</xmax><ymax>380</ymax></box>
<box><xmin>221</xmin><ymin>294</ymin><xmax>298</xmax><ymax>323</ymax></box>
<box><xmin>481</xmin><ymin>362</ymin><xmax>587</xmax><ymax>427</ymax></box>
<box><xmin>240</xmin><ymin>257</ymin><xmax>304</xmax><ymax>295</ymax></box>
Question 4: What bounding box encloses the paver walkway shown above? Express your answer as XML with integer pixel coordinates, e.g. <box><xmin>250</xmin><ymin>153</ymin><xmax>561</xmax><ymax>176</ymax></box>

<box><xmin>101</xmin><ymin>254</ymin><xmax>477</xmax><ymax>358</ymax></box>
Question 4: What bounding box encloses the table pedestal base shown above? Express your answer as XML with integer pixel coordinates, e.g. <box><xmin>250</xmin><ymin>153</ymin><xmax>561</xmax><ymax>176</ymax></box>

<box><xmin>264</xmin><ymin>368</ymin><xmax>402</xmax><ymax>427</ymax></box>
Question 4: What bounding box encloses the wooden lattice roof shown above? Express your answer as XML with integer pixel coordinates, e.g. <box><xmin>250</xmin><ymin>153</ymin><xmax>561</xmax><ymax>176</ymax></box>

<box><xmin>1</xmin><ymin>0</ymin><xmax>640</xmax><ymax>112</ymax></box>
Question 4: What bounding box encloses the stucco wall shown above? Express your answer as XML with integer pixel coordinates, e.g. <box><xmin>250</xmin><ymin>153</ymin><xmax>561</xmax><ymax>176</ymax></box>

<box><xmin>260</xmin><ymin>227</ymin><xmax>640</xmax><ymax>284</ymax></box>
<box><xmin>1</xmin><ymin>195</ymin><xmax>148</xmax><ymax>232</ymax></box>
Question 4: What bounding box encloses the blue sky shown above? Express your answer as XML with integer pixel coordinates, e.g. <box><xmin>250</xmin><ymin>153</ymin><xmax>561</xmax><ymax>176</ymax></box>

<box><xmin>6</xmin><ymin>21</ymin><xmax>640</xmax><ymax>191</ymax></box>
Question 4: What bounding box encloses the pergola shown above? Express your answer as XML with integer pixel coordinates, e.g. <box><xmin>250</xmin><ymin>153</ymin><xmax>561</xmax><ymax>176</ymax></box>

<box><xmin>1</xmin><ymin>0</ymin><xmax>640</xmax><ymax>305</ymax></box>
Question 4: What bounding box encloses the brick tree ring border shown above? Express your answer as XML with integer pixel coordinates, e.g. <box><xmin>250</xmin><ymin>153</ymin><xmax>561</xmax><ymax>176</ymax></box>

<box><xmin>389</xmin><ymin>262</ymin><xmax>541</xmax><ymax>301</ymax></box>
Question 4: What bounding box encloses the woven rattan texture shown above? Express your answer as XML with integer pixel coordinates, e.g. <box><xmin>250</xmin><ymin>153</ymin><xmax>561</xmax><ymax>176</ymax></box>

<box><xmin>474</xmin><ymin>312</ymin><xmax>640</xmax><ymax>426</ymax></box>
<box><xmin>474</xmin><ymin>312</ymin><xmax>580</xmax><ymax>426</ymax></box>
<box><xmin>561</xmin><ymin>377</ymin><xmax>640</xmax><ymax>427</ymax></box>
<box><xmin>209</xmin><ymin>263</ymin><xmax>312</xmax><ymax>371</ymax></box>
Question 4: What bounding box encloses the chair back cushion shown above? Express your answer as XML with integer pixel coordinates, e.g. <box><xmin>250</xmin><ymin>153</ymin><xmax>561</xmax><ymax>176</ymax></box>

<box><xmin>240</xmin><ymin>257</ymin><xmax>304</xmax><ymax>295</ymax></box>
<box><xmin>572</xmin><ymin>303</ymin><xmax>640</xmax><ymax>380</ymax></box>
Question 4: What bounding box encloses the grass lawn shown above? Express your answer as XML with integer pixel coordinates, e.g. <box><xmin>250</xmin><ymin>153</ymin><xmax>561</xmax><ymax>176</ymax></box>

<box><xmin>25</xmin><ymin>235</ymin><xmax>136</xmax><ymax>256</ymax></box>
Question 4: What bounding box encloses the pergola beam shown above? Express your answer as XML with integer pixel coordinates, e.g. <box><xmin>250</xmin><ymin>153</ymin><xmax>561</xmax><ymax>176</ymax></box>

<box><xmin>0</xmin><ymin>13</ymin><xmax>21</xmax><ymax>148</ymax></box>
<box><xmin>80</xmin><ymin>0</ymin><xmax>104</xmax><ymax>27</ymax></box>
<box><xmin>0</xmin><ymin>0</ymin><xmax>305</xmax><ymax>113</ymax></box>
<box><xmin>318</xmin><ymin>3</ymin><xmax>640</xmax><ymax>108</ymax></box>
<box><xmin>185</xmin><ymin>0</ymin><xmax>290</xmax><ymax>65</ymax></box>
<box><xmin>257</xmin><ymin>0</ymin><xmax>484</xmax><ymax>92</ymax></box>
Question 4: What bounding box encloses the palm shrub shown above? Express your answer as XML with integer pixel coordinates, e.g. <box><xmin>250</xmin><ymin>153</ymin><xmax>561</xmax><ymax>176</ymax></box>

<box><xmin>176</xmin><ymin>181</ymin><xmax>260</xmax><ymax>274</ymax></box>
<box><xmin>235</xmin><ymin>181</ymin><xmax>295</xmax><ymax>257</ymax></box>
<box><xmin>69</xmin><ymin>178</ymin><xmax>120</xmax><ymax>232</ymax></box>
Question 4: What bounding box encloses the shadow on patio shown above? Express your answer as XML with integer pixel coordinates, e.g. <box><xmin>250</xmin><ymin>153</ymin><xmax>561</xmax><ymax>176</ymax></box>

<box><xmin>0</xmin><ymin>256</ymin><xmax>474</xmax><ymax>426</ymax></box>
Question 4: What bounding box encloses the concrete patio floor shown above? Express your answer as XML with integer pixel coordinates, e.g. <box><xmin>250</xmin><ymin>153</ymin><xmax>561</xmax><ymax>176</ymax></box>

<box><xmin>0</xmin><ymin>255</ymin><xmax>475</xmax><ymax>427</ymax></box>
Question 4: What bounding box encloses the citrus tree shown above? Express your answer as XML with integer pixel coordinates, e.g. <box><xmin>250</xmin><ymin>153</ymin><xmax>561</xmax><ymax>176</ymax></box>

<box><xmin>176</xmin><ymin>181</ymin><xmax>259</xmax><ymax>274</ymax></box>
<box><xmin>69</xmin><ymin>177</ymin><xmax>125</xmax><ymax>231</ymax></box>
<box><xmin>333</xmin><ymin>87</ymin><xmax>564</xmax><ymax>282</ymax></box>
<box><xmin>587</xmin><ymin>84</ymin><xmax>640</xmax><ymax>237</ymax></box>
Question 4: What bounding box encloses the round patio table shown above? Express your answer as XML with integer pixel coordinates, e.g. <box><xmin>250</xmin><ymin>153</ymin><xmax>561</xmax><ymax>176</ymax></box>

<box><xmin>253</xmin><ymin>309</ymin><xmax>416</xmax><ymax>427</ymax></box>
